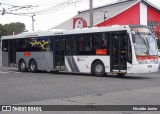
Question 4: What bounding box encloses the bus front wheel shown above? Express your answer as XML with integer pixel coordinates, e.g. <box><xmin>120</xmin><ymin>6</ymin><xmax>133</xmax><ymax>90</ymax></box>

<box><xmin>92</xmin><ymin>61</ymin><xmax>105</xmax><ymax>77</ymax></box>
<box><xmin>18</xmin><ymin>60</ymin><xmax>27</xmax><ymax>72</ymax></box>
<box><xmin>29</xmin><ymin>60</ymin><xmax>37</xmax><ymax>73</ymax></box>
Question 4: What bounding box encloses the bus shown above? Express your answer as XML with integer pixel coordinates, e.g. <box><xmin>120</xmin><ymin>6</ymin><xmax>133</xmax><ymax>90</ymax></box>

<box><xmin>1</xmin><ymin>25</ymin><xmax>159</xmax><ymax>76</ymax></box>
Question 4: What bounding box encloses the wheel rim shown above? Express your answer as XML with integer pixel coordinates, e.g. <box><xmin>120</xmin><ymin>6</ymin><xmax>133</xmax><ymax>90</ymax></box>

<box><xmin>95</xmin><ymin>64</ymin><xmax>103</xmax><ymax>73</ymax></box>
<box><xmin>30</xmin><ymin>63</ymin><xmax>36</xmax><ymax>71</ymax></box>
<box><xmin>21</xmin><ymin>62</ymin><xmax>26</xmax><ymax>70</ymax></box>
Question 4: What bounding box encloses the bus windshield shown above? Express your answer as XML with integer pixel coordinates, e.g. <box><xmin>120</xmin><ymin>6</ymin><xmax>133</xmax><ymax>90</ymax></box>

<box><xmin>131</xmin><ymin>27</ymin><xmax>158</xmax><ymax>56</ymax></box>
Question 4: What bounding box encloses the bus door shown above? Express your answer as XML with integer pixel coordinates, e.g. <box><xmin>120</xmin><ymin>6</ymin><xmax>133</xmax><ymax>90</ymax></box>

<box><xmin>54</xmin><ymin>37</ymin><xmax>65</xmax><ymax>70</ymax></box>
<box><xmin>8</xmin><ymin>40</ymin><xmax>16</xmax><ymax>67</ymax></box>
<box><xmin>2</xmin><ymin>40</ymin><xmax>9</xmax><ymax>67</ymax></box>
<box><xmin>2</xmin><ymin>39</ymin><xmax>16</xmax><ymax>67</ymax></box>
<box><xmin>111</xmin><ymin>31</ymin><xmax>128</xmax><ymax>73</ymax></box>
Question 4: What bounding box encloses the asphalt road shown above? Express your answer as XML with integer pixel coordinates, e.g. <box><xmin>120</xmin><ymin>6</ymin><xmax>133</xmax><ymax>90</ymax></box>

<box><xmin>0</xmin><ymin>67</ymin><xmax>160</xmax><ymax>113</ymax></box>
<box><xmin>0</xmin><ymin>67</ymin><xmax>160</xmax><ymax>104</ymax></box>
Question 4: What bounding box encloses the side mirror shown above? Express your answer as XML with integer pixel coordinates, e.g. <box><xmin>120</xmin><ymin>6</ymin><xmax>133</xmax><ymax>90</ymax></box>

<box><xmin>131</xmin><ymin>31</ymin><xmax>136</xmax><ymax>34</ymax></box>
<box><xmin>132</xmin><ymin>35</ymin><xmax>135</xmax><ymax>43</ymax></box>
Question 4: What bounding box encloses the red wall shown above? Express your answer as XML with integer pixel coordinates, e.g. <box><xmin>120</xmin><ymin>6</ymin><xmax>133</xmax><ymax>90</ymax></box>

<box><xmin>96</xmin><ymin>3</ymin><xmax>140</xmax><ymax>26</ymax></box>
<box><xmin>147</xmin><ymin>5</ymin><xmax>160</xmax><ymax>36</ymax></box>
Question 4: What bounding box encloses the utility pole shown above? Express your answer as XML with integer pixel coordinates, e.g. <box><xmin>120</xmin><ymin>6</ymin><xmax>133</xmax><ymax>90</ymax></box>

<box><xmin>31</xmin><ymin>14</ymin><xmax>35</xmax><ymax>31</ymax></box>
<box><xmin>1</xmin><ymin>8</ymin><xmax>5</xmax><ymax>15</ymax></box>
<box><xmin>89</xmin><ymin>0</ymin><xmax>93</xmax><ymax>27</ymax></box>
<box><xmin>100</xmin><ymin>11</ymin><xmax>108</xmax><ymax>26</ymax></box>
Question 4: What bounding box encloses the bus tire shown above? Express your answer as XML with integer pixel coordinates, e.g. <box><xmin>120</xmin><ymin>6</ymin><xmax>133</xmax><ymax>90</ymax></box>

<box><xmin>92</xmin><ymin>61</ymin><xmax>105</xmax><ymax>77</ymax></box>
<box><xmin>18</xmin><ymin>60</ymin><xmax>27</xmax><ymax>72</ymax></box>
<box><xmin>29</xmin><ymin>60</ymin><xmax>37</xmax><ymax>73</ymax></box>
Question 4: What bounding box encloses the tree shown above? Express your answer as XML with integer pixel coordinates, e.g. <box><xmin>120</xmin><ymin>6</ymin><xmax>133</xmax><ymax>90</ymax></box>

<box><xmin>0</xmin><ymin>22</ymin><xmax>26</xmax><ymax>36</ymax></box>
<box><xmin>3</xmin><ymin>22</ymin><xmax>25</xmax><ymax>35</ymax></box>
<box><xmin>0</xmin><ymin>24</ymin><xmax>6</xmax><ymax>41</ymax></box>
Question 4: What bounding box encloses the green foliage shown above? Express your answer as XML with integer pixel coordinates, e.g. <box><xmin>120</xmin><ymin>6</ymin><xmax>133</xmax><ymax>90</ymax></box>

<box><xmin>0</xmin><ymin>22</ymin><xmax>26</xmax><ymax>37</ymax></box>
<box><xmin>0</xmin><ymin>24</ymin><xmax>6</xmax><ymax>36</ymax></box>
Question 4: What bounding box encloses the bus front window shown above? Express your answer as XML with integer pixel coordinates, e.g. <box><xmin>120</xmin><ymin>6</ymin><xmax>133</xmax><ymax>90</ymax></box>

<box><xmin>131</xmin><ymin>27</ymin><xmax>158</xmax><ymax>56</ymax></box>
<box><xmin>133</xmin><ymin>34</ymin><xmax>148</xmax><ymax>56</ymax></box>
<box><xmin>133</xmin><ymin>34</ymin><xmax>157</xmax><ymax>56</ymax></box>
<box><xmin>146</xmin><ymin>34</ymin><xmax>157</xmax><ymax>55</ymax></box>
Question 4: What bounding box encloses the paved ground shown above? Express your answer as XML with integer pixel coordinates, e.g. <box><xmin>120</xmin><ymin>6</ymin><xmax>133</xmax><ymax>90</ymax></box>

<box><xmin>0</xmin><ymin>66</ymin><xmax>160</xmax><ymax>113</ymax></box>
<box><xmin>0</xmin><ymin>67</ymin><xmax>159</xmax><ymax>104</ymax></box>
<box><xmin>0</xmin><ymin>48</ymin><xmax>160</xmax><ymax>113</ymax></box>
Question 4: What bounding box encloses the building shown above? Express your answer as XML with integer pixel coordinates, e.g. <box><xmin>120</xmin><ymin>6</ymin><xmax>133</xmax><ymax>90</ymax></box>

<box><xmin>53</xmin><ymin>0</ymin><xmax>160</xmax><ymax>37</ymax></box>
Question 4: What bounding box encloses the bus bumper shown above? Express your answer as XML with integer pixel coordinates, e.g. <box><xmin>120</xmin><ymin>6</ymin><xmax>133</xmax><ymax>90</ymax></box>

<box><xmin>128</xmin><ymin>64</ymin><xmax>159</xmax><ymax>74</ymax></box>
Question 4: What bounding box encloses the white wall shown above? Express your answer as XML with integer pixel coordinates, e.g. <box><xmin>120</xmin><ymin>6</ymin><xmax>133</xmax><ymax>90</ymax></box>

<box><xmin>140</xmin><ymin>2</ymin><xmax>147</xmax><ymax>25</ymax></box>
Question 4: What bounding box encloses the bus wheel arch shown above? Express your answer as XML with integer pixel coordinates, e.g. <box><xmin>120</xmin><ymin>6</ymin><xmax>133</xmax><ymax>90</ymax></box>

<box><xmin>91</xmin><ymin>60</ymin><xmax>106</xmax><ymax>77</ymax></box>
<box><xmin>29</xmin><ymin>59</ymin><xmax>38</xmax><ymax>73</ymax></box>
<box><xmin>18</xmin><ymin>59</ymin><xmax>27</xmax><ymax>72</ymax></box>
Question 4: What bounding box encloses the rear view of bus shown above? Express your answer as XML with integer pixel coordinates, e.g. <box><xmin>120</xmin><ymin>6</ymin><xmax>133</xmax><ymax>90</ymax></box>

<box><xmin>129</xmin><ymin>25</ymin><xmax>159</xmax><ymax>73</ymax></box>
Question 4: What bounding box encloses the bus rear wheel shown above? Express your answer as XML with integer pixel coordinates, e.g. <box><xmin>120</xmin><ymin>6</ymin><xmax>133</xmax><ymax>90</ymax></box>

<box><xmin>92</xmin><ymin>61</ymin><xmax>105</xmax><ymax>77</ymax></box>
<box><xmin>29</xmin><ymin>60</ymin><xmax>37</xmax><ymax>73</ymax></box>
<box><xmin>18</xmin><ymin>60</ymin><xmax>27</xmax><ymax>72</ymax></box>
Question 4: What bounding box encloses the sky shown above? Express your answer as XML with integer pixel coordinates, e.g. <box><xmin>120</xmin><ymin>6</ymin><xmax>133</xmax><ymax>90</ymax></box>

<box><xmin>0</xmin><ymin>0</ymin><xmax>160</xmax><ymax>31</ymax></box>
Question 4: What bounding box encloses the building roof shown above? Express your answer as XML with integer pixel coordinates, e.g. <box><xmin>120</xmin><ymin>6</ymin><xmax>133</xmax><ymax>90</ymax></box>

<box><xmin>143</xmin><ymin>0</ymin><xmax>160</xmax><ymax>11</ymax></box>
<box><xmin>52</xmin><ymin>0</ymin><xmax>160</xmax><ymax>29</ymax></box>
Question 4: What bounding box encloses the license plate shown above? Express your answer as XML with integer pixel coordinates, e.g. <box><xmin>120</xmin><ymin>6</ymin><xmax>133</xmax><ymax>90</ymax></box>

<box><xmin>147</xmin><ymin>65</ymin><xmax>152</xmax><ymax>68</ymax></box>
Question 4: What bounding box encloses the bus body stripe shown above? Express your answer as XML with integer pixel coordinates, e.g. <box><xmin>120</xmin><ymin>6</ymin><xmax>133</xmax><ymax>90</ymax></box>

<box><xmin>66</xmin><ymin>56</ymin><xmax>74</xmax><ymax>72</ymax></box>
<box><xmin>65</xmin><ymin>57</ymin><xmax>71</xmax><ymax>72</ymax></box>
<box><xmin>71</xmin><ymin>56</ymin><xmax>80</xmax><ymax>72</ymax></box>
<box><xmin>65</xmin><ymin>56</ymin><xmax>80</xmax><ymax>72</ymax></box>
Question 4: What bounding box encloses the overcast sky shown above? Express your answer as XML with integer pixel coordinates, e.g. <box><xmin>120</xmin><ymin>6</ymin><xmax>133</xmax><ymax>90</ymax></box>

<box><xmin>0</xmin><ymin>0</ymin><xmax>160</xmax><ymax>31</ymax></box>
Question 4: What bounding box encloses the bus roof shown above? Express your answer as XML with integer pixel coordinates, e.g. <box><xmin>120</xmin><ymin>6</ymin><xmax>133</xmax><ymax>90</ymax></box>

<box><xmin>1</xmin><ymin>25</ymin><xmax>131</xmax><ymax>40</ymax></box>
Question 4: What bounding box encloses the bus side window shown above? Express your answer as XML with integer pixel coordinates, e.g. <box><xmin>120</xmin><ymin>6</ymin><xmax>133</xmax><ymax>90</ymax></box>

<box><xmin>28</xmin><ymin>38</ymin><xmax>40</xmax><ymax>51</ymax></box>
<box><xmin>79</xmin><ymin>34</ymin><xmax>92</xmax><ymax>53</ymax></box>
<box><xmin>27</xmin><ymin>37</ymin><xmax>50</xmax><ymax>51</ymax></box>
<box><xmin>79</xmin><ymin>36</ymin><xmax>85</xmax><ymax>51</ymax></box>
<box><xmin>101</xmin><ymin>33</ymin><xmax>107</xmax><ymax>48</ymax></box>
<box><xmin>40</xmin><ymin>37</ymin><xmax>50</xmax><ymax>51</ymax></box>
<box><xmin>16</xmin><ymin>39</ymin><xmax>27</xmax><ymax>51</ymax></box>
<box><xmin>94</xmin><ymin>33</ymin><xmax>109</xmax><ymax>55</ymax></box>
<box><xmin>46</xmin><ymin>38</ymin><xmax>52</xmax><ymax>51</ymax></box>
<box><xmin>94</xmin><ymin>33</ymin><xmax>106</xmax><ymax>49</ymax></box>
<box><xmin>65</xmin><ymin>35</ymin><xmax>78</xmax><ymax>55</ymax></box>
<box><xmin>2</xmin><ymin>40</ymin><xmax>8</xmax><ymax>52</ymax></box>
